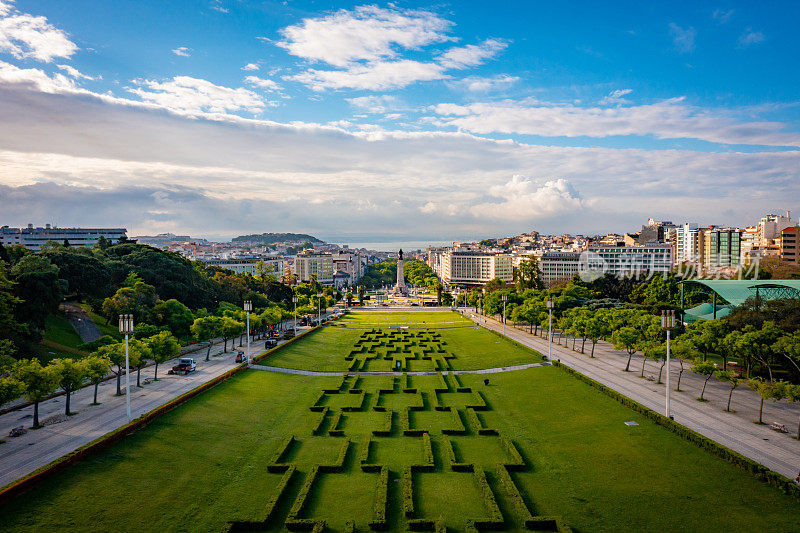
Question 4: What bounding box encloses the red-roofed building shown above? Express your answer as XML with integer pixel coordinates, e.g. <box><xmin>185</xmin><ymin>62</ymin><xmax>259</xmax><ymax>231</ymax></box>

<box><xmin>781</xmin><ymin>226</ymin><xmax>800</xmax><ymax>264</ymax></box>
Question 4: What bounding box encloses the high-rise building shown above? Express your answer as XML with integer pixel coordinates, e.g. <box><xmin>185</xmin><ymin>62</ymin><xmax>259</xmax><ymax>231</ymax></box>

<box><xmin>675</xmin><ymin>223</ymin><xmax>702</xmax><ymax>264</ymax></box>
<box><xmin>0</xmin><ymin>224</ymin><xmax>127</xmax><ymax>251</ymax></box>
<box><xmin>202</xmin><ymin>257</ymin><xmax>284</xmax><ymax>276</ymax></box>
<box><xmin>585</xmin><ymin>244</ymin><xmax>672</xmax><ymax>276</ymax></box>
<box><xmin>638</xmin><ymin>219</ymin><xmax>675</xmax><ymax>245</ymax></box>
<box><xmin>781</xmin><ymin>227</ymin><xmax>800</xmax><ymax>264</ymax></box>
<box><xmin>702</xmin><ymin>228</ymin><xmax>743</xmax><ymax>271</ymax></box>
<box><xmin>331</xmin><ymin>252</ymin><xmax>365</xmax><ymax>286</ymax></box>
<box><xmin>294</xmin><ymin>250</ymin><xmax>334</xmax><ymax>284</ymax></box>
<box><xmin>759</xmin><ymin>212</ymin><xmax>795</xmax><ymax>247</ymax></box>
<box><xmin>539</xmin><ymin>252</ymin><xmax>580</xmax><ymax>286</ymax></box>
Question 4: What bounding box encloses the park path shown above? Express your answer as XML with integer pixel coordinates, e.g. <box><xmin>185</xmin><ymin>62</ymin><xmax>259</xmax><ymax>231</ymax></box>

<box><xmin>249</xmin><ymin>361</ymin><xmax>550</xmax><ymax>376</ymax></box>
<box><xmin>459</xmin><ymin>308</ymin><xmax>800</xmax><ymax>480</ymax></box>
<box><xmin>60</xmin><ymin>303</ymin><xmax>103</xmax><ymax>343</ymax></box>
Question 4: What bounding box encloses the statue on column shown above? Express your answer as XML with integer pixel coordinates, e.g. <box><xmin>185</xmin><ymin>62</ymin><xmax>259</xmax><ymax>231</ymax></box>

<box><xmin>392</xmin><ymin>249</ymin><xmax>410</xmax><ymax>296</ymax></box>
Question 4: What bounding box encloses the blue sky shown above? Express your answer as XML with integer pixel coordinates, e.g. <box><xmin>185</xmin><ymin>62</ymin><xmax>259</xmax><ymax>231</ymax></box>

<box><xmin>0</xmin><ymin>1</ymin><xmax>798</xmax><ymax>241</ymax></box>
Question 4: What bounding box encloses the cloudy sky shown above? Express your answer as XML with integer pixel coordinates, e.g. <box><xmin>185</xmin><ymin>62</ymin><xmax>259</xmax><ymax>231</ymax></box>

<box><xmin>0</xmin><ymin>1</ymin><xmax>798</xmax><ymax>243</ymax></box>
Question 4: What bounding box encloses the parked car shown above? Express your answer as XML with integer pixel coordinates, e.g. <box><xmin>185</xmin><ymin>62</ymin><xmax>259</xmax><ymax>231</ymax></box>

<box><xmin>265</xmin><ymin>339</ymin><xmax>278</xmax><ymax>348</ymax></box>
<box><xmin>282</xmin><ymin>330</ymin><xmax>295</xmax><ymax>340</ymax></box>
<box><xmin>171</xmin><ymin>358</ymin><xmax>197</xmax><ymax>374</ymax></box>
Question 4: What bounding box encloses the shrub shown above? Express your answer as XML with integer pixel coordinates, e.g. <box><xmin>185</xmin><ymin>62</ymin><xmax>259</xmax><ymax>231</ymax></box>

<box><xmin>372</xmin><ymin>410</ymin><xmax>392</xmax><ymax>437</ymax></box>
<box><xmin>473</xmin><ymin>468</ymin><xmax>503</xmax><ymax>528</ymax></box>
<box><xmin>267</xmin><ymin>436</ymin><xmax>294</xmax><ymax>472</ymax></box>
<box><xmin>370</xmin><ymin>466</ymin><xmax>389</xmax><ymax>530</ymax></box>
<box><xmin>309</xmin><ymin>391</ymin><xmax>326</xmax><ymax>412</ymax></box>
<box><xmin>501</xmin><ymin>437</ymin><xmax>525</xmax><ymax>470</ymax></box>
<box><xmin>311</xmin><ymin>407</ymin><xmax>329</xmax><ymax>435</ymax></box>
<box><xmin>442</xmin><ymin>409</ymin><xmax>467</xmax><ymax>435</ymax></box>
<box><xmin>402</xmin><ymin>466</ymin><xmax>415</xmax><ymax>518</ymax></box>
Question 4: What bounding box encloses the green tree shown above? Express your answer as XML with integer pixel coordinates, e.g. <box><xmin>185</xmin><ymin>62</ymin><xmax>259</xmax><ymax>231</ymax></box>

<box><xmin>715</xmin><ymin>370</ymin><xmax>742</xmax><ymax>412</ymax></box>
<box><xmin>584</xmin><ymin>315</ymin><xmax>609</xmax><ymax>358</ymax></box>
<box><xmin>10</xmin><ymin>254</ymin><xmax>63</xmax><ymax>332</ymax></box>
<box><xmin>153</xmin><ymin>298</ymin><xmax>195</xmax><ymax>339</ymax></box>
<box><xmin>773</xmin><ymin>332</ymin><xmax>800</xmax><ymax>377</ymax></box>
<box><xmin>784</xmin><ymin>384</ymin><xmax>800</xmax><ymax>439</ymax></box>
<box><xmin>95</xmin><ymin>341</ymin><xmax>143</xmax><ymax>396</ymax></box>
<box><xmin>514</xmin><ymin>257</ymin><xmax>544</xmax><ymax>291</ymax></box>
<box><xmin>134</xmin><ymin>340</ymin><xmax>153</xmax><ymax>387</ymax></box>
<box><xmin>645</xmin><ymin>342</ymin><xmax>667</xmax><ymax>383</ymax></box>
<box><xmin>612</xmin><ymin>326</ymin><xmax>641</xmax><ymax>372</ymax></box>
<box><xmin>684</xmin><ymin>319</ymin><xmax>727</xmax><ymax>364</ymax></box>
<box><xmin>101</xmin><ymin>280</ymin><xmax>158</xmax><ymax>325</ymax></box>
<box><xmin>0</xmin><ymin>375</ymin><xmax>26</xmax><ymax>407</ymax></box>
<box><xmin>671</xmin><ymin>338</ymin><xmax>697</xmax><ymax>392</ymax></box>
<box><xmin>83</xmin><ymin>355</ymin><xmax>111</xmax><ymax>405</ymax></box>
<box><xmin>0</xmin><ymin>264</ymin><xmax>27</xmax><ymax>350</ymax></box>
<box><xmin>13</xmin><ymin>359</ymin><xmax>60</xmax><ymax>428</ymax></box>
<box><xmin>690</xmin><ymin>358</ymin><xmax>717</xmax><ymax>402</ymax></box>
<box><xmin>747</xmin><ymin>377</ymin><xmax>785</xmax><ymax>425</ymax></box>
<box><xmin>147</xmin><ymin>331</ymin><xmax>180</xmax><ymax>381</ymax></box>
<box><xmin>51</xmin><ymin>358</ymin><xmax>88</xmax><ymax>415</ymax></box>
<box><xmin>191</xmin><ymin>316</ymin><xmax>223</xmax><ymax>361</ymax></box>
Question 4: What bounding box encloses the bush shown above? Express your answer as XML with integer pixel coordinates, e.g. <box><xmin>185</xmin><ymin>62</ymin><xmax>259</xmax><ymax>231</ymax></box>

<box><xmin>370</xmin><ymin>466</ymin><xmax>389</xmax><ymax>530</ymax></box>
<box><xmin>442</xmin><ymin>409</ymin><xmax>466</xmax><ymax>435</ymax></box>
<box><xmin>473</xmin><ymin>468</ymin><xmax>503</xmax><ymax>528</ymax></box>
<box><xmin>501</xmin><ymin>437</ymin><xmax>525</xmax><ymax>470</ymax></box>
<box><xmin>311</xmin><ymin>407</ymin><xmax>328</xmax><ymax>435</ymax></box>
<box><xmin>267</xmin><ymin>436</ymin><xmax>294</xmax><ymax>473</ymax></box>
<box><xmin>78</xmin><ymin>335</ymin><xmax>117</xmax><ymax>352</ymax></box>
<box><xmin>402</xmin><ymin>466</ymin><xmax>415</xmax><ymax>518</ymax></box>
<box><xmin>372</xmin><ymin>410</ymin><xmax>392</xmax><ymax>437</ymax></box>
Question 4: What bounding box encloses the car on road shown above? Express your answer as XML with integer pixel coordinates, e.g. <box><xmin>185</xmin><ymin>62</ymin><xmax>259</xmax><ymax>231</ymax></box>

<box><xmin>265</xmin><ymin>339</ymin><xmax>278</xmax><ymax>348</ymax></box>
<box><xmin>171</xmin><ymin>358</ymin><xmax>197</xmax><ymax>374</ymax></box>
<box><xmin>235</xmin><ymin>352</ymin><xmax>247</xmax><ymax>363</ymax></box>
<box><xmin>282</xmin><ymin>330</ymin><xmax>295</xmax><ymax>340</ymax></box>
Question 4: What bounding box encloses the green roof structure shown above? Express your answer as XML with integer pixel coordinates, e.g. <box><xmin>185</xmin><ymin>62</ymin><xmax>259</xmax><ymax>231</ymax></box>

<box><xmin>681</xmin><ymin>279</ymin><xmax>800</xmax><ymax>323</ymax></box>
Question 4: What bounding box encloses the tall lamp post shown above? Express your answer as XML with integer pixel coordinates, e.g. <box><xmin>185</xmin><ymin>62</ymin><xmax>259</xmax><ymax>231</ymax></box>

<box><xmin>546</xmin><ymin>299</ymin><xmax>554</xmax><ymax>362</ymax></box>
<box><xmin>501</xmin><ymin>294</ymin><xmax>508</xmax><ymax>336</ymax></box>
<box><xmin>118</xmin><ymin>314</ymin><xmax>134</xmax><ymax>421</ymax></box>
<box><xmin>317</xmin><ymin>293</ymin><xmax>323</xmax><ymax>323</ymax></box>
<box><xmin>244</xmin><ymin>301</ymin><xmax>252</xmax><ymax>364</ymax></box>
<box><xmin>661</xmin><ymin>309</ymin><xmax>676</xmax><ymax>418</ymax></box>
<box><xmin>292</xmin><ymin>295</ymin><xmax>298</xmax><ymax>337</ymax></box>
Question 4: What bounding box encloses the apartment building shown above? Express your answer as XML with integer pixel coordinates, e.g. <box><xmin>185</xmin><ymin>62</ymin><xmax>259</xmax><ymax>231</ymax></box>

<box><xmin>202</xmin><ymin>257</ymin><xmax>284</xmax><ymax>276</ymax></box>
<box><xmin>675</xmin><ymin>223</ymin><xmax>702</xmax><ymax>264</ymax></box>
<box><xmin>539</xmin><ymin>252</ymin><xmax>580</xmax><ymax>286</ymax></box>
<box><xmin>331</xmin><ymin>252</ymin><xmax>366</xmax><ymax>286</ymax></box>
<box><xmin>294</xmin><ymin>250</ymin><xmax>334</xmax><ymax>284</ymax></box>
<box><xmin>781</xmin><ymin>227</ymin><xmax>800</xmax><ymax>264</ymax></box>
<box><xmin>585</xmin><ymin>245</ymin><xmax>672</xmax><ymax>277</ymax></box>
<box><xmin>702</xmin><ymin>228</ymin><xmax>743</xmax><ymax>271</ymax></box>
<box><xmin>435</xmin><ymin>250</ymin><xmax>513</xmax><ymax>285</ymax></box>
<box><xmin>0</xmin><ymin>224</ymin><xmax>127</xmax><ymax>251</ymax></box>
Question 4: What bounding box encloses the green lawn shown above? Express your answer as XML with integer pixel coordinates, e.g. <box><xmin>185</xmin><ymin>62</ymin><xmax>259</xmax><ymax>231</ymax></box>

<box><xmin>42</xmin><ymin>312</ymin><xmax>83</xmax><ymax>349</ymax></box>
<box><xmin>2</xmin><ymin>316</ymin><xmax>799</xmax><ymax>532</ymax></box>
<box><xmin>267</xmin><ymin>312</ymin><xmax>538</xmax><ymax>371</ymax></box>
<box><xmin>337</xmin><ymin>310</ymin><xmax>471</xmax><ymax>327</ymax></box>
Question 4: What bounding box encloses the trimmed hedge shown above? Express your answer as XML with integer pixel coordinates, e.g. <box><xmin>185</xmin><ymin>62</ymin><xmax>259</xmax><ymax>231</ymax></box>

<box><xmin>311</xmin><ymin>407</ymin><xmax>329</xmax><ymax>435</ymax></box>
<box><xmin>319</xmin><ymin>439</ymin><xmax>350</xmax><ymax>472</ymax></box>
<box><xmin>402</xmin><ymin>466</ymin><xmax>415</xmax><ymax>518</ymax></box>
<box><xmin>267</xmin><ymin>436</ymin><xmax>295</xmax><ymax>472</ymax></box>
<box><xmin>342</xmin><ymin>390</ymin><xmax>366</xmax><ymax>412</ymax></box>
<box><xmin>285</xmin><ymin>465</ymin><xmax>322</xmax><ymax>531</ymax></box>
<box><xmin>370</xmin><ymin>466</ymin><xmax>389</xmax><ymax>530</ymax></box>
<box><xmin>328</xmin><ymin>410</ymin><xmax>344</xmax><ymax>436</ymax></box>
<box><xmin>466</xmin><ymin>407</ymin><xmax>497</xmax><ymax>436</ymax></box>
<box><xmin>442</xmin><ymin>408</ymin><xmax>467</xmax><ymax>436</ymax></box>
<box><xmin>228</xmin><ymin>464</ymin><xmax>296</xmax><ymax>530</ymax></box>
<box><xmin>552</xmin><ymin>361</ymin><xmax>800</xmax><ymax>498</ymax></box>
<box><xmin>467</xmin><ymin>391</ymin><xmax>488</xmax><ymax>411</ymax></box>
<box><xmin>501</xmin><ymin>437</ymin><xmax>525</xmax><ymax>471</ymax></box>
<box><xmin>309</xmin><ymin>390</ymin><xmax>326</xmax><ymax>412</ymax></box>
<box><xmin>435</xmin><ymin>372</ymin><xmax>449</xmax><ymax>393</ymax></box>
<box><xmin>444</xmin><ymin>437</ymin><xmax>474</xmax><ymax>472</ymax></box>
<box><xmin>473</xmin><ymin>467</ymin><xmax>503</xmax><ymax>528</ymax></box>
<box><xmin>372</xmin><ymin>410</ymin><xmax>392</xmax><ymax>436</ymax></box>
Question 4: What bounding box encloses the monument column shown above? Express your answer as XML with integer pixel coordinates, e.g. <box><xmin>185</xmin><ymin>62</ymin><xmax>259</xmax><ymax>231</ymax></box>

<box><xmin>392</xmin><ymin>249</ymin><xmax>410</xmax><ymax>296</ymax></box>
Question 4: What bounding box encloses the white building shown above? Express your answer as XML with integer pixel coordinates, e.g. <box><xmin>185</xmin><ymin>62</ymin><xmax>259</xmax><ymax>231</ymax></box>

<box><xmin>675</xmin><ymin>223</ymin><xmax>701</xmax><ymax>264</ymax></box>
<box><xmin>759</xmin><ymin>212</ymin><xmax>795</xmax><ymax>247</ymax></box>
<box><xmin>584</xmin><ymin>245</ymin><xmax>672</xmax><ymax>277</ymax></box>
<box><xmin>294</xmin><ymin>251</ymin><xmax>334</xmax><ymax>284</ymax></box>
<box><xmin>202</xmin><ymin>257</ymin><xmax>284</xmax><ymax>276</ymax></box>
<box><xmin>331</xmin><ymin>252</ymin><xmax>366</xmax><ymax>286</ymax></box>
<box><xmin>0</xmin><ymin>224</ymin><xmax>127</xmax><ymax>251</ymax></box>
<box><xmin>436</xmin><ymin>250</ymin><xmax>513</xmax><ymax>285</ymax></box>
<box><xmin>539</xmin><ymin>252</ymin><xmax>580</xmax><ymax>286</ymax></box>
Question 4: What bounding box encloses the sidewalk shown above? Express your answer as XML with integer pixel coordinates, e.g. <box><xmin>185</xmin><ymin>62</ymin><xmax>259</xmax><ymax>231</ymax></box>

<box><xmin>460</xmin><ymin>309</ymin><xmax>800</xmax><ymax>480</ymax></box>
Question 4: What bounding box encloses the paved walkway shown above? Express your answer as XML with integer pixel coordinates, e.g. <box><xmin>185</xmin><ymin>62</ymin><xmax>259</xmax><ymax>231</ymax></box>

<box><xmin>460</xmin><ymin>309</ymin><xmax>800</xmax><ymax>480</ymax></box>
<box><xmin>250</xmin><ymin>361</ymin><xmax>550</xmax><ymax>377</ymax></box>
<box><xmin>60</xmin><ymin>303</ymin><xmax>103</xmax><ymax>343</ymax></box>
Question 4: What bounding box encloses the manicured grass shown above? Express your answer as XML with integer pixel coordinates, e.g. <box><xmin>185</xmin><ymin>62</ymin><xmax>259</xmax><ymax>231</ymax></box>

<box><xmin>2</xmin><ymin>317</ymin><xmax>799</xmax><ymax>532</ymax></box>
<box><xmin>42</xmin><ymin>312</ymin><xmax>83</xmax><ymax>349</ymax></box>
<box><xmin>338</xmin><ymin>310</ymin><xmax>471</xmax><ymax>327</ymax></box>
<box><xmin>2</xmin><ymin>368</ymin><xmax>799</xmax><ymax>532</ymax></box>
<box><xmin>267</xmin><ymin>312</ymin><xmax>539</xmax><ymax>371</ymax></box>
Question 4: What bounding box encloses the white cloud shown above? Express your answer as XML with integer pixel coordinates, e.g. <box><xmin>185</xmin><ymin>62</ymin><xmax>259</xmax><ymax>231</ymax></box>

<box><xmin>0</xmin><ymin>4</ymin><xmax>77</xmax><ymax>62</ymax></box>
<box><xmin>244</xmin><ymin>75</ymin><xmax>281</xmax><ymax>91</ymax></box>
<box><xmin>287</xmin><ymin>59</ymin><xmax>447</xmax><ymax>91</ymax></box>
<box><xmin>172</xmin><ymin>46</ymin><xmax>191</xmax><ymax>57</ymax></box>
<box><xmin>127</xmin><ymin>76</ymin><xmax>270</xmax><ymax>115</ymax></box>
<box><xmin>599</xmin><ymin>88</ymin><xmax>633</xmax><ymax>105</ymax></box>
<box><xmin>712</xmin><ymin>9</ymin><xmax>734</xmax><ymax>24</ymax></box>
<box><xmin>437</xmin><ymin>39</ymin><xmax>507</xmax><ymax>69</ymax></box>
<box><xmin>669</xmin><ymin>23</ymin><xmax>696</xmax><ymax>53</ymax></box>
<box><xmin>469</xmin><ymin>176</ymin><xmax>585</xmax><ymax>219</ymax></box>
<box><xmin>450</xmin><ymin>74</ymin><xmax>519</xmax><ymax>92</ymax></box>
<box><xmin>242</xmin><ymin>62</ymin><xmax>259</xmax><ymax>71</ymax></box>
<box><xmin>57</xmin><ymin>64</ymin><xmax>96</xmax><ymax>80</ymax></box>
<box><xmin>276</xmin><ymin>5</ymin><xmax>454</xmax><ymax>67</ymax></box>
<box><xmin>433</xmin><ymin>98</ymin><xmax>800</xmax><ymax>147</ymax></box>
<box><xmin>210</xmin><ymin>1</ymin><xmax>228</xmax><ymax>14</ymax></box>
<box><xmin>346</xmin><ymin>95</ymin><xmax>398</xmax><ymax>114</ymax></box>
<box><xmin>0</xmin><ymin>59</ymin><xmax>80</xmax><ymax>93</ymax></box>
<box><xmin>739</xmin><ymin>29</ymin><xmax>765</xmax><ymax>47</ymax></box>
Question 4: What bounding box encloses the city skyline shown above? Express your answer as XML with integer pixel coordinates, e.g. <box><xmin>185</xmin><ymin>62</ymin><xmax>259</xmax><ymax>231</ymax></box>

<box><xmin>1</xmin><ymin>1</ymin><xmax>798</xmax><ymax>241</ymax></box>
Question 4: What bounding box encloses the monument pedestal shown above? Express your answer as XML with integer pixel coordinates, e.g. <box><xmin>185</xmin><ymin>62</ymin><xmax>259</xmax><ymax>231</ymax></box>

<box><xmin>392</xmin><ymin>249</ymin><xmax>410</xmax><ymax>297</ymax></box>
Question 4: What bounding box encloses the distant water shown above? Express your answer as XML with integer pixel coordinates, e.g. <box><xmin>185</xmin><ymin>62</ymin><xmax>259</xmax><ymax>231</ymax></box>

<box><xmin>336</xmin><ymin>240</ymin><xmax>453</xmax><ymax>252</ymax></box>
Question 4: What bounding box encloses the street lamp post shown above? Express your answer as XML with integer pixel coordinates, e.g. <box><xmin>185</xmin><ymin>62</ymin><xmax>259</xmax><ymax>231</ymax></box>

<box><xmin>501</xmin><ymin>294</ymin><xmax>508</xmax><ymax>336</ymax></box>
<box><xmin>118</xmin><ymin>314</ymin><xmax>134</xmax><ymax>421</ymax></box>
<box><xmin>244</xmin><ymin>301</ymin><xmax>252</xmax><ymax>364</ymax></box>
<box><xmin>317</xmin><ymin>293</ymin><xmax>323</xmax><ymax>324</ymax></box>
<box><xmin>661</xmin><ymin>309</ymin><xmax>676</xmax><ymax>418</ymax></box>
<box><xmin>546</xmin><ymin>299</ymin><xmax>554</xmax><ymax>362</ymax></box>
<box><xmin>292</xmin><ymin>295</ymin><xmax>298</xmax><ymax>337</ymax></box>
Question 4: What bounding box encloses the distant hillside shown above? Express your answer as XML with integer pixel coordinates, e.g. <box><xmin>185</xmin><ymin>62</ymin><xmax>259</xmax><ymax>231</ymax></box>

<box><xmin>232</xmin><ymin>232</ymin><xmax>324</xmax><ymax>245</ymax></box>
